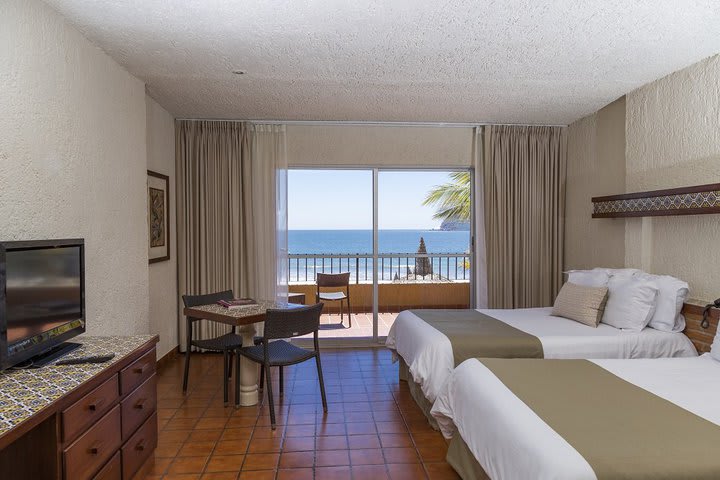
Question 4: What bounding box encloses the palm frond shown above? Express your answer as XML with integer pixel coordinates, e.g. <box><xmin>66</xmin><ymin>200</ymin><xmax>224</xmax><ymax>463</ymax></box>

<box><xmin>423</xmin><ymin>172</ymin><xmax>471</xmax><ymax>222</ymax></box>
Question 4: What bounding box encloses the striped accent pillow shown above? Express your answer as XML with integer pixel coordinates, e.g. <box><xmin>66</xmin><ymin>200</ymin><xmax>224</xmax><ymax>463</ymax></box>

<box><xmin>552</xmin><ymin>282</ymin><xmax>609</xmax><ymax>327</ymax></box>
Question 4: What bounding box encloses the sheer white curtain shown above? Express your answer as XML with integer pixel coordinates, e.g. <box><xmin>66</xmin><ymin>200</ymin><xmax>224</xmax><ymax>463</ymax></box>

<box><xmin>248</xmin><ymin>124</ymin><xmax>288</xmax><ymax>302</ymax></box>
<box><xmin>473</xmin><ymin>126</ymin><xmax>489</xmax><ymax>308</ymax></box>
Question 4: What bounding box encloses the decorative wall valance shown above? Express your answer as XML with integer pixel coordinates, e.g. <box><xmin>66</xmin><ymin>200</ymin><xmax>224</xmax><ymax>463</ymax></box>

<box><xmin>592</xmin><ymin>183</ymin><xmax>720</xmax><ymax>218</ymax></box>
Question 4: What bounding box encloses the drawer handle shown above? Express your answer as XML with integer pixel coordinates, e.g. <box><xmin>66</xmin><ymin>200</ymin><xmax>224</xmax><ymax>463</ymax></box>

<box><xmin>135</xmin><ymin>440</ymin><xmax>146</xmax><ymax>452</ymax></box>
<box><xmin>133</xmin><ymin>363</ymin><xmax>149</xmax><ymax>375</ymax></box>
<box><xmin>134</xmin><ymin>398</ymin><xmax>147</xmax><ymax>410</ymax></box>
<box><xmin>87</xmin><ymin>442</ymin><xmax>103</xmax><ymax>455</ymax></box>
<box><xmin>87</xmin><ymin>398</ymin><xmax>105</xmax><ymax>411</ymax></box>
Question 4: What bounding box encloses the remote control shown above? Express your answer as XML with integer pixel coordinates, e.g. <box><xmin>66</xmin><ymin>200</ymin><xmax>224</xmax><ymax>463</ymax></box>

<box><xmin>56</xmin><ymin>354</ymin><xmax>115</xmax><ymax>365</ymax></box>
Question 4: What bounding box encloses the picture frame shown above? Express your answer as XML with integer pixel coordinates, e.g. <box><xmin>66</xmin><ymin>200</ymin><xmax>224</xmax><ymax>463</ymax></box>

<box><xmin>147</xmin><ymin>170</ymin><xmax>170</xmax><ymax>263</ymax></box>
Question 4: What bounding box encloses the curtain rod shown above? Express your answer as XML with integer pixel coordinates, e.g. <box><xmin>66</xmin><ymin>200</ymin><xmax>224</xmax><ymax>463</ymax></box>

<box><xmin>174</xmin><ymin>119</ymin><xmax>568</xmax><ymax>128</ymax></box>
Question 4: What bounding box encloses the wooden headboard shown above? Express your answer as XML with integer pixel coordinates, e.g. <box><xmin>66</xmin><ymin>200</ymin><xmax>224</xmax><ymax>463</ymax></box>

<box><xmin>682</xmin><ymin>303</ymin><xmax>720</xmax><ymax>354</ymax></box>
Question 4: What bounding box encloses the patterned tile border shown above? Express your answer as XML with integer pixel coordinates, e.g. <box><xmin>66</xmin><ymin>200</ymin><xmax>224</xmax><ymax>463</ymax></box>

<box><xmin>592</xmin><ymin>184</ymin><xmax>720</xmax><ymax>218</ymax></box>
<box><xmin>0</xmin><ymin>335</ymin><xmax>156</xmax><ymax>436</ymax></box>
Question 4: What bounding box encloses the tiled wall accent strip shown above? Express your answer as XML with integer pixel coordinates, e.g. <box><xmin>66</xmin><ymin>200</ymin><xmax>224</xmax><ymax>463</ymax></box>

<box><xmin>592</xmin><ymin>183</ymin><xmax>720</xmax><ymax>218</ymax></box>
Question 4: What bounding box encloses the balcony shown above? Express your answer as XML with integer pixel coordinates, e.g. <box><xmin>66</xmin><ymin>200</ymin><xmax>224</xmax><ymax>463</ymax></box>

<box><xmin>289</xmin><ymin>253</ymin><xmax>471</xmax><ymax>338</ymax></box>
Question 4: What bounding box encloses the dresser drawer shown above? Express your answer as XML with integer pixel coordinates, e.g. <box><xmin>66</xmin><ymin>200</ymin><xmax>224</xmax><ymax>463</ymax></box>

<box><xmin>120</xmin><ymin>348</ymin><xmax>156</xmax><ymax>395</ymax></box>
<box><xmin>121</xmin><ymin>374</ymin><xmax>157</xmax><ymax>440</ymax></box>
<box><xmin>64</xmin><ymin>405</ymin><xmax>122</xmax><ymax>480</ymax></box>
<box><xmin>93</xmin><ymin>452</ymin><xmax>121</xmax><ymax>480</ymax></box>
<box><xmin>122</xmin><ymin>412</ymin><xmax>157</xmax><ymax>480</ymax></box>
<box><xmin>62</xmin><ymin>375</ymin><xmax>119</xmax><ymax>443</ymax></box>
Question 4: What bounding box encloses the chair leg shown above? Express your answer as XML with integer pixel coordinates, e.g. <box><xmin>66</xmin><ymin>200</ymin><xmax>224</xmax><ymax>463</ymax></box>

<box><xmin>234</xmin><ymin>349</ymin><xmax>241</xmax><ymax>408</ymax></box>
<box><xmin>340</xmin><ymin>300</ymin><xmax>344</xmax><ymax>322</ymax></box>
<box><xmin>183</xmin><ymin>348</ymin><xmax>190</xmax><ymax>393</ymax></box>
<box><xmin>347</xmin><ymin>297</ymin><xmax>352</xmax><ymax>328</ymax></box>
<box><xmin>315</xmin><ymin>354</ymin><xmax>328</xmax><ymax>413</ymax></box>
<box><xmin>264</xmin><ymin>363</ymin><xmax>276</xmax><ymax>429</ymax></box>
<box><xmin>259</xmin><ymin>364</ymin><xmax>265</xmax><ymax>391</ymax></box>
<box><xmin>182</xmin><ymin>347</ymin><xmax>191</xmax><ymax>393</ymax></box>
<box><xmin>228</xmin><ymin>351</ymin><xmax>233</xmax><ymax>378</ymax></box>
<box><xmin>223</xmin><ymin>350</ymin><xmax>229</xmax><ymax>406</ymax></box>
<box><xmin>279</xmin><ymin>366</ymin><xmax>284</xmax><ymax>396</ymax></box>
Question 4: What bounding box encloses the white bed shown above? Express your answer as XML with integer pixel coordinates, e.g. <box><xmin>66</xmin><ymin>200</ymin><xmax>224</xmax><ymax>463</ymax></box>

<box><xmin>431</xmin><ymin>354</ymin><xmax>720</xmax><ymax>480</ymax></box>
<box><xmin>385</xmin><ymin>307</ymin><xmax>697</xmax><ymax>403</ymax></box>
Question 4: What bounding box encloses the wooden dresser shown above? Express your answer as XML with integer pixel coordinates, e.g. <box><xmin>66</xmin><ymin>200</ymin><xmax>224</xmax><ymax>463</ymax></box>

<box><xmin>0</xmin><ymin>335</ymin><xmax>159</xmax><ymax>480</ymax></box>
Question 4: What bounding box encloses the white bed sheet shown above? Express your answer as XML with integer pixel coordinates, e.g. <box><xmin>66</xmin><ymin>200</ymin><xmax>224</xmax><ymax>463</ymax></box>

<box><xmin>431</xmin><ymin>355</ymin><xmax>720</xmax><ymax>480</ymax></box>
<box><xmin>385</xmin><ymin>307</ymin><xmax>697</xmax><ymax>402</ymax></box>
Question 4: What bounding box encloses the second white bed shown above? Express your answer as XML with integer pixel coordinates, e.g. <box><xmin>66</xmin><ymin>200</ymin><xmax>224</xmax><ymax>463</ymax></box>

<box><xmin>385</xmin><ymin>307</ymin><xmax>697</xmax><ymax>402</ymax></box>
<box><xmin>431</xmin><ymin>354</ymin><xmax>720</xmax><ymax>480</ymax></box>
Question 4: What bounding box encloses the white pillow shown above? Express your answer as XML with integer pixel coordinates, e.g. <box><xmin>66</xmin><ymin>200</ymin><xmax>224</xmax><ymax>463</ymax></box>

<box><xmin>635</xmin><ymin>273</ymin><xmax>689</xmax><ymax>332</ymax></box>
<box><xmin>711</xmin><ymin>325</ymin><xmax>720</xmax><ymax>362</ymax></box>
<box><xmin>566</xmin><ymin>270</ymin><xmax>610</xmax><ymax>288</ymax></box>
<box><xmin>601</xmin><ymin>276</ymin><xmax>658</xmax><ymax>331</ymax></box>
<box><xmin>592</xmin><ymin>267</ymin><xmax>642</xmax><ymax>278</ymax></box>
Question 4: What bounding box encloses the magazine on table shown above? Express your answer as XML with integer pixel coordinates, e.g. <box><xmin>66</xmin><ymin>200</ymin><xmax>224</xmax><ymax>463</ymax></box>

<box><xmin>217</xmin><ymin>298</ymin><xmax>257</xmax><ymax>309</ymax></box>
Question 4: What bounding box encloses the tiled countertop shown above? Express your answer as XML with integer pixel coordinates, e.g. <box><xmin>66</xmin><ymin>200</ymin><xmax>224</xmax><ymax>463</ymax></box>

<box><xmin>0</xmin><ymin>335</ymin><xmax>156</xmax><ymax>436</ymax></box>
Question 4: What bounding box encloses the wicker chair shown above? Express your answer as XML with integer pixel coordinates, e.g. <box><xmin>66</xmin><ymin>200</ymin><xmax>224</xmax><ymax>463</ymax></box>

<box><xmin>316</xmin><ymin>272</ymin><xmax>352</xmax><ymax>327</ymax></box>
<box><xmin>239</xmin><ymin>303</ymin><xmax>327</xmax><ymax>429</ymax></box>
<box><xmin>182</xmin><ymin>290</ymin><xmax>243</xmax><ymax>406</ymax></box>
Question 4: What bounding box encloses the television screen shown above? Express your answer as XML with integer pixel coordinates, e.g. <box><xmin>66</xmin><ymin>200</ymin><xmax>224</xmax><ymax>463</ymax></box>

<box><xmin>6</xmin><ymin>246</ymin><xmax>83</xmax><ymax>343</ymax></box>
<box><xmin>1</xmin><ymin>240</ymin><xmax>85</xmax><ymax>369</ymax></box>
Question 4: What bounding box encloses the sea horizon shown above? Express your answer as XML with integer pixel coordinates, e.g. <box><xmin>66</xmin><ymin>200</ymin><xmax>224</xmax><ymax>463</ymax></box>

<box><xmin>289</xmin><ymin>229</ymin><xmax>471</xmax><ymax>255</ymax></box>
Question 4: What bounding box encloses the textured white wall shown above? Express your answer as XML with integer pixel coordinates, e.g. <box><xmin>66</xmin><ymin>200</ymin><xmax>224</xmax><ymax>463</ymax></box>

<box><xmin>0</xmin><ymin>0</ymin><xmax>149</xmax><ymax>336</ymax></box>
<box><xmin>625</xmin><ymin>55</ymin><xmax>720</xmax><ymax>302</ymax></box>
<box><xmin>146</xmin><ymin>95</ymin><xmax>177</xmax><ymax>359</ymax></box>
<box><xmin>287</xmin><ymin>124</ymin><xmax>474</xmax><ymax>167</ymax></box>
<box><xmin>565</xmin><ymin>97</ymin><xmax>627</xmax><ymax>270</ymax></box>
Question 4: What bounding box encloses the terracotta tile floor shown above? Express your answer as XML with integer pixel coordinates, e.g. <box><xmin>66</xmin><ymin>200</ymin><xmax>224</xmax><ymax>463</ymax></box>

<box><xmin>149</xmin><ymin>348</ymin><xmax>460</xmax><ymax>480</ymax></box>
<box><xmin>299</xmin><ymin>312</ymin><xmax>399</xmax><ymax>339</ymax></box>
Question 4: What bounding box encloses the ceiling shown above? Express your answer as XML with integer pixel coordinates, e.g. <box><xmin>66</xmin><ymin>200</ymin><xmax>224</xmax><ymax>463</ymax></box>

<box><xmin>44</xmin><ymin>0</ymin><xmax>720</xmax><ymax>125</ymax></box>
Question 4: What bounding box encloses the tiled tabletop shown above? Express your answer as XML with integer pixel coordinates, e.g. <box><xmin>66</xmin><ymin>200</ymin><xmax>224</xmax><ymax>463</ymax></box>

<box><xmin>187</xmin><ymin>300</ymin><xmax>289</xmax><ymax>319</ymax></box>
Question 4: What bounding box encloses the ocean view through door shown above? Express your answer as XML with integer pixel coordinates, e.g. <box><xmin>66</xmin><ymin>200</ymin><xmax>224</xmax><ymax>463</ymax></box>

<box><xmin>288</xmin><ymin>168</ymin><xmax>472</xmax><ymax>342</ymax></box>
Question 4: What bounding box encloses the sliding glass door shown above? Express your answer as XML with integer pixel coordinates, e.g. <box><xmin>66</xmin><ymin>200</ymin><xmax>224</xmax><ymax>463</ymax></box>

<box><xmin>376</xmin><ymin>170</ymin><xmax>473</xmax><ymax>339</ymax></box>
<box><xmin>288</xmin><ymin>169</ymin><xmax>375</xmax><ymax>341</ymax></box>
<box><xmin>288</xmin><ymin>168</ymin><xmax>473</xmax><ymax>344</ymax></box>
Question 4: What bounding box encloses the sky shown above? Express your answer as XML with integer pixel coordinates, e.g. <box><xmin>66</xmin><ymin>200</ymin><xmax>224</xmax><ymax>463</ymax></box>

<box><xmin>288</xmin><ymin>169</ymin><xmax>458</xmax><ymax>230</ymax></box>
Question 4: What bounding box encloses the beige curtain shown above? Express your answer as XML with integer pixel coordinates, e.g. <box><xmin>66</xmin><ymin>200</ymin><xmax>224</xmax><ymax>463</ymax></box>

<box><xmin>483</xmin><ymin>125</ymin><xmax>567</xmax><ymax>308</ymax></box>
<box><xmin>175</xmin><ymin>121</ymin><xmax>287</xmax><ymax>348</ymax></box>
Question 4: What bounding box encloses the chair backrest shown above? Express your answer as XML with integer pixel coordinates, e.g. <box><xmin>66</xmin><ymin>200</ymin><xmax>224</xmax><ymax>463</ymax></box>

<box><xmin>316</xmin><ymin>272</ymin><xmax>350</xmax><ymax>288</ymax></box>
<box><xmin>182</xmin><ymin>290</ymin><xmax>235</xmax><ymax>342</ymax></box>
<box><xmin>263</xmin><ymin>303</ymin><xmax>324</xmax><ymax>340</ymax></box>
<box><xmin>182</xmin><ymin>290</ymin><xmax>234</xmax><ymax>311</ymax></box>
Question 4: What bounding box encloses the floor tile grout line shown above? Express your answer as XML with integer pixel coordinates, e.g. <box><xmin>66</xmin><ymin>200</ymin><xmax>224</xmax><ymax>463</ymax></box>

<box><xmin>155</xmin><ymin>349</ymin><xmax>454</xmax><ymax>480</ymax></box>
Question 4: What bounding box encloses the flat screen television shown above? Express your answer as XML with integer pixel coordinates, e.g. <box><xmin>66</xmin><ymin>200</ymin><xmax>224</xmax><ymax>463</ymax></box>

<box><xmin>0</xmin><ymin>239</ymin><xmax>86</xmax><ymax>370</ymax></box>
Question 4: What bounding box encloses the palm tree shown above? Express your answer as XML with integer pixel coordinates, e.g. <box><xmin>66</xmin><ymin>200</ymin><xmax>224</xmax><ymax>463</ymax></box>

<box><xmin>423</xmin><ymin>171</ymin><xmax>471</xmax><ymax>222</ymax></box>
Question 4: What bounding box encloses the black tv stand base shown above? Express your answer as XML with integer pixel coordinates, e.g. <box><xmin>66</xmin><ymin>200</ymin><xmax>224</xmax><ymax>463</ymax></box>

<box><xmin>28</xmin><ymin>342</ymin><xmax>82</xmax><ymax>368</ymax></box>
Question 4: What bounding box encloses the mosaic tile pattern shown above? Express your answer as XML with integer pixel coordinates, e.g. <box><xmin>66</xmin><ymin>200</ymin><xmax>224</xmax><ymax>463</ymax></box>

<box><xmin>0</xmin><ymin>335</ymin><xmax>156</xmax><ymax>437</ymax></box>
<box><xmin>189</xmin><ymin>300</ymin><xmax>302</xmax><ymax>319</ymax></box>
<box><xmin>593</xmin><ymin>189</ymin><xmax>720</xmax><ymax>216</ymax></box>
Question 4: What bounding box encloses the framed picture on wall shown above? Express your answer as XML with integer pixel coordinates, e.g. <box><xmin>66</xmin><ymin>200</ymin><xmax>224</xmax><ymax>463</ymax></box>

<box><xmin>147</xmin><ymin>170</ymin><xmax>170</xmax><ymax>263</ymax></box>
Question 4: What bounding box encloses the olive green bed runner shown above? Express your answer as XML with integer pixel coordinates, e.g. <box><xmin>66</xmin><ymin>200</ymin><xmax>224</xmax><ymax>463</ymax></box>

<box><xmin>446</xmin><ymin>433</ymin><xmax>490</xmax><ymax>480</ymax></box>
<box><xmin>410</xmin><ymin>309</ymin><xmax>544</xmax><ymax>366</ymax></box>
<box><xmin>480</xmin><ymin>358</ymin><xmax>720</xmax><ymax>479</ymax></box>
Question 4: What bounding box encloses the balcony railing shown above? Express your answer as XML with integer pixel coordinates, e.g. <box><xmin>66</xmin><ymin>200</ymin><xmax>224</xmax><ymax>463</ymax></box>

<box><xmin>288</xmin><ymin>253</ymin><xmax>471</xmax><ymax>284</ymax></box>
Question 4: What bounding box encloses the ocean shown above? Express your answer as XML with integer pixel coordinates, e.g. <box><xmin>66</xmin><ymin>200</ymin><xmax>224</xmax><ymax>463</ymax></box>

<box><xmin>289</xmin><ymin>229</ymin><xmax>471</xmax><ymax>254</ymax></box>
<box><xmin>288</xmin><ymin>230</ymin><xmax>471</xmax><ymax>283</ymax></box>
